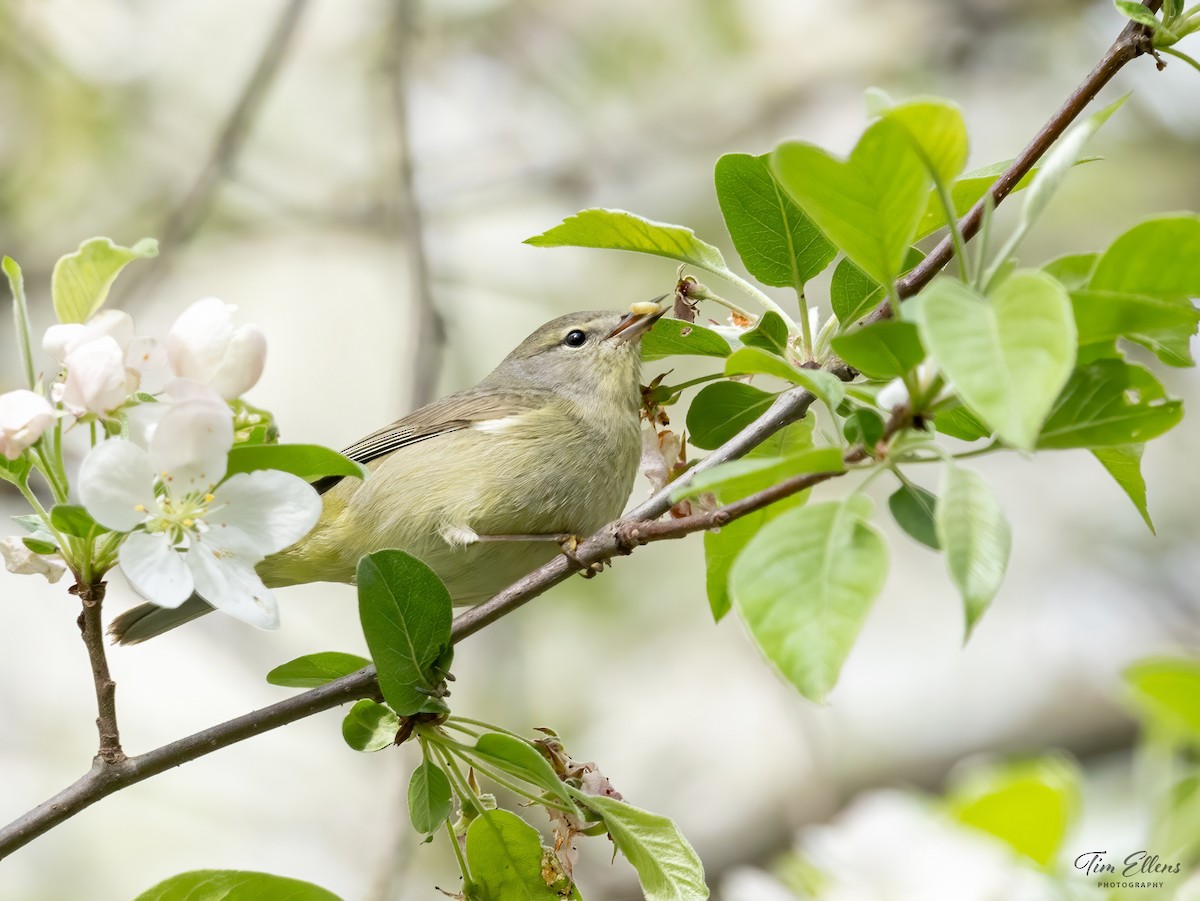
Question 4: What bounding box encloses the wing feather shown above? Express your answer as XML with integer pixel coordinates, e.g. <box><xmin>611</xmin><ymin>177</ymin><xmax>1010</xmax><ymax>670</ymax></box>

<box><xmin>312</xmin><ymin>389</ymin><xmax>551</xmax><ymax>495</ymax></box>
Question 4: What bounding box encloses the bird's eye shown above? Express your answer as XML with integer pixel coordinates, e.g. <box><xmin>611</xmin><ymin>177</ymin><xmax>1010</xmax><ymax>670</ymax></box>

<box><xmin>563</xmin><ymin>329</ymin><xmax>587</xmax><ymax>348</ymax></box>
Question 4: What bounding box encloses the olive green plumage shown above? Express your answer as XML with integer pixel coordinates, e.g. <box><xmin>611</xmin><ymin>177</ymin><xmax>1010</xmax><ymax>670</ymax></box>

<box><xmin>110</xmin><ymin>306</ymin><xmax>662</xmax><ymax>644</ymax></box>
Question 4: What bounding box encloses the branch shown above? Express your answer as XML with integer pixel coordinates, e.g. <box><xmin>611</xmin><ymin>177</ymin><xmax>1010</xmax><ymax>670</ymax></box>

<box><xmin>386</xmin><ymin>0</ymin><xmax>446</xmax><ymax>410</ymax></box>
<box><xmin>74</xmin><ymin>581</ymin><xmax>124</xmax><ymax>765</ymax></box>
<box><xmin>0</xmin><ymin>4</ymin><xmax>1164</xmax><ymax>861</ymax></box>
<box><xmin>118</xmin><ymin>0</ymin><xmax>310</xmax><ymax>301</ymax></box>
<box><xmin>873</xmin><ymin>2</ymin><xmax>1161</xmax><ymax>315</ymax></box>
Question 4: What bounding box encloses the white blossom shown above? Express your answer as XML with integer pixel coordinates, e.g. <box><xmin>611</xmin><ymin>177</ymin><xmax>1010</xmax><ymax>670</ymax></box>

<box><xmin>167</xmin><ymin>297</ymin><xmax>267</xmax><ymax>400</ymax></box>
<box><xmin>0</xmin><ymin>536</ymin><xmax>66</xmax><ymax>583</ymax></box>
<box><xmin>0</xmin><ymin>389</ymin><xmax>55</xmax><ymax>460</ymax></box>
<box><xmin>44</xmin><ymin>310</ymin><xmax>165</xmax><ymax>417</ymax></box>
<box><xmin>79</xmin><ymin>397</ymin><xmax>320</xmax><ymax>628</ymax></box>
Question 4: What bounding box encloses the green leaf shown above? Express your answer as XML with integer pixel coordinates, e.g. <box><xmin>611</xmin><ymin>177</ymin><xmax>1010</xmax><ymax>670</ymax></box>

<box><xmin>730</xmin><ymin>497</ymin><xmax>889</xmax><ymax>701</ymax></box>
<box><xmin>1042</xmin><ymin>252</ymin><xmax>1099</xmax><ymax>291</ymax></box>
<box><xmin>4</xmin><ymin>256</ymin><xmax>35</xmax><ymax>389</ymax></box>
<box><xmin>685</xmin><ymin>382</ymin><xmax>778</xmax><ymax>450</ymax></box>
<box><xmin>466</xmin><ymin>810</ymin><xmax>570</xmax><ymax>901</ymax></box>
<box><xmin>1125</xmin><ymin>658</ymin><xmax>1200</xmax><ymax>742</ymax></box>
<box><xmin>1020</xmin><ymin>96</ymin><xmax>1126</xmax><ymax>233</ymax></box>
<box><xmin>225</xmin><ymin>444</ymin><xmax>366</xmax><ymax>484</ymax></box>
<box><xmin>740</xmin><ymin>311</ymin><xmax>790</xmax><ymax>356</ymax></box>
<box><xmin>888</xmin><ymin>483</ymin><xmax>940</xmax><ymax>549</ymax></box>
<box><xmin>570</xmin><ymin>793</ymin><xmax>708</xmax><ymax>901</ymax></box>
<box><xmin>22</xmin><ymin>537</ymin><xmax>58</xmax><ymax>556</ymax></box>
<box><xmin>341</xmin><ymin>699</ymin><xmax>400</xmax><ymax>752</ymax></box>
<box><xmin>1071</xmin><ymin>290</ymin><xmax>1200</xmax><ymax>355</ymax></box>
<box><xmin>51</xmin><ymin>237</ymin><xmax>157</xmax><ymax>324</ymax></box>
<box><xmin>936</xmin><ymin>465</ymin><xmax>1010</xmax><ymax>634</ymax></box>
<box><xmin>133</xmin><ymin>869</ymin><xmax>344</xmax><ymax>901</ymax></box>
<box><xmin>916</xmin><ymin>273</ymin><xmax>1076</xmax><ymax>450</ymax></box>
<box><xmin>714</xmin><ymin>152</ymin><xmax>836</xmax><ymax>289</ymax></box>
<box><xmin>471</xmin><ymin>733</ymin><xmax>579</xmax><ymax>814</ymax></box>
<box><xmin>675</xmin><ymin>448</ymin><xmax>845</xmax><ymax>501</ymax></box>
<box><xmin>842</xmin><ymin>407</ymin><xmax>885</xmax><ymax>448</ymax></box>
<box><xmin>772</xmin><ymin>116</ymin><xmax>931</xmax><ymax>288</ymax></box>
<box><xmin>882</xmin><ymin>97</ymin><xmax>970</xmax><ymax>184</ymax></box>
<box><xmin>1037</xmin><ymin>360</ymin><xmax>1182</xmax><ymax>448</ymax></box>
<box><xmin>932</xmin><ymin>404</ymin><xmax>990</xmax><ymax>442</ymax></box>
<box><xmin>525</xmin><ymin>208</ymin><xmax>726</xmax><ymax>272</ymax></box>
<box><xmin>408</xmin><ymin>759</ymin><xmax>453</xmax><ymax>834</ymax></box>
<box><xmin>641</xmin><ymin>318</ymin><xmax>732</xmax><ymax>361</ymax></box>
<box><xmin>791</xmin><ymin>369</ymin><xmax>847</xmax><ymax>411</ymax></box>
<box><xmin>913</xmin><ymin>159</ymin><xmax>1097</xmax><ymax>241</ymax></box>
<box><xmin>830</xmin><ymin>248</ymin><xmax>925</xmax><ymax>326</ymax></box>
<box><xmin>724</xmin><ymin>346</ymin><xmax>801</xmax><ymax>383</ymax></box>
<box><xmin>949</xmin><ymin>756</ymin><xmax>1080</xmax><ymax>868</ymax></box>
<box><xmin>357</xmin><ymin>551</ymin><xmax>453</xmax><ymax>716</ymax></box>
<box><xmin>831</xmin><ymin>321</ymin><xmax>925</xmax><ymax>379</ymax></box>
<box><xmin>266</xmin><ymin>652</ymin><xmax>370</xmax><ymax>688</ymax></box>
<box><xmin>1092</xmin><ymin>444</ymin><xmax>1154</xmax><ymax>533</ymax></box>
<box><xmin>1114</xmin><ymin>0</ymin><xmax>1162</xmax><ymax>28</ymax></box>
<box><xmin>1083</xmin><ymin>214</ymin><xmax>1200</xmax><ymax>366</ymax></box>
<box><xmin>702</xmin><ymin>426</ymin><xmax>815</xmax><ymax>621</ymax></box>
<box><xmin>49</xmin><ymin>504</ymin><xmax>108</xmax><ymax>538</ymax></box>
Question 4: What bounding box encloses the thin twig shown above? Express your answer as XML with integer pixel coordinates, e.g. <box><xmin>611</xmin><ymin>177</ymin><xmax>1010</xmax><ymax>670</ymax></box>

<box><xmin>870</xmin><ymin>3</ymin><xmax>1161</xmax><ymax>315</ymax></box>
<box><xmin>74</xmin><ymin>581</ymin><xmax>124</xmax><ymax>764</ymax></box>
<box><xmin>119</xmin><ymin>0</ymin><xmax>310</xmax><ymax>301</ymax></box>
<box><xmin>388</xmin><ymin>0</ymin><xmax>446</xmax><ymax>410</ymax></box>
<box><xmin>0</xmin><ymin>5</ymin><xmax>1164</xmax><ymax>861</ymax></box>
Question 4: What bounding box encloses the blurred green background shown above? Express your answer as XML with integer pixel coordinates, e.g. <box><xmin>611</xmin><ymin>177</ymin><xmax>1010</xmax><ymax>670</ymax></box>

<box><xmin>2</xmin><ymin>0</ymin><xmax>1199</xmax><ymax>898</ymax></box>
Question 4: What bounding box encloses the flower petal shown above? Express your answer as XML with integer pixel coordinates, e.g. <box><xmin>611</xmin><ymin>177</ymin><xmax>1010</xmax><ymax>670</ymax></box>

<box><xmin>207</xmin><ymin>470</ymin><xmax>322</xmax><ymax>558</ymax></box>
<box><xmin>124</xmin><ymin>335</ymin><xmax>166</xmax><ymax>374</ymax></box>
<box><xmin>187</xmin><ymin>541</ymin><xmax>279</xmax><ymax>629</ymax></box>
<box><xmin>119</xmin><ymin>531</ymin><xmax>193</xmax><ymax>608</ymax></box>
<box><xmin>167</xmin><ymin>297</ymin><xmax>236</xmax><ymax>384</ymax></box>
<box><xmin>0</xmin><ymin>536</ymin><xmax>66</xmax><ymax>584</ymax></box>
<box><xmin>79</xmin><ymin>439</ymin><xmax>157</xmax><ymax>531</ymax></box>
<box><xmin>208</xmin><ymin>323</ymin><xmax>267</xmax><ymax>399</ymax></box>
<box><xmin>42</xmin><ymin>323</ymin><xmax>84</xmax><ymax>363</ymax></box>
<box><xmin>0</xmin><ymin>389</ymin><xmax>55</xmax><ymax>460</ymax></box>
<box><xmin>149</xmin><ymin>398</ymin><xmax>233</xmax><ymax>495</ymax></box>
<box><xmin>62</xmin><ymin>336</ymin><xmax>130</xmax><ymax>415</ymax></box>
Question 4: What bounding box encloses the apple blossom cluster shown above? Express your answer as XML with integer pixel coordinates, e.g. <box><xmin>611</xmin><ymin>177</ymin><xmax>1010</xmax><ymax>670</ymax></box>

<box><xmin>1</xmin><ymin>241</ymin><xmax>325</xmax><ymax>631</ymax></box>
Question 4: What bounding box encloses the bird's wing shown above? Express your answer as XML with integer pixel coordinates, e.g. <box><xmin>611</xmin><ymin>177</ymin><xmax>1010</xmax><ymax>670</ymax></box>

<box><xmin>311</xmin><ymin>389</ymin><xmax>552</xmax><ymax>495</ymax></box>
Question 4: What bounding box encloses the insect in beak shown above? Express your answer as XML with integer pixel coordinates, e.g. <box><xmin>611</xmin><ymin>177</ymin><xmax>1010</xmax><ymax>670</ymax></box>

<box><xmin>606</xmin><ymin>295</ymin><xmax>669</xmax><ymax>342</ymax></box>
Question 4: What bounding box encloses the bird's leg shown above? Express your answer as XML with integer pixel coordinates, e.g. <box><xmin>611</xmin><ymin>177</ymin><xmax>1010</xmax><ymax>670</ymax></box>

<box><xmin>473</xmin><ymin>532</ymin><xmax>604</xmax><ymax>576</ymax></box>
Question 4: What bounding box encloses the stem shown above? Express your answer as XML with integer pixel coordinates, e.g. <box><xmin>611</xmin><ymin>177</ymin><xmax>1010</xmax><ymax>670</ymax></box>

<box><xmin>796</xmin><ymin>287</ymin><xmax>814</xmax><ymax>360</ymax></box>
<box><xmin>1161</xmin><ymin>45</ymin><xmax>1200</xmax><ymax>72</ymax></box>
<box><xmin>451</xmin><ymin>753</ymin><xmax>575</xmax><ymax>814</ymax></box>
<box><xmin>445</xmin><ymin>716</ymin><xmax>525</xmax><ymax>739</ymax></box>
<box><xmin>685</xmin><ymin>281</ymin><xmax>755</xmax><ymax>321</ymax></box>
<box><xmin>445</xmin><ymin>817</ymin><xmax>470</xmax><ymax>886</ymax></box>
<box><xmin>436</xmin><ymin>746</ymin><xmax>485</xmax><ymax>818</ymax></box>
<box><xmin>711</xmin><ymin>268</ymin><xmax>800</xmax><ymax>333</ymax></box>
<box><xmin>75</xmin><ymin>581</ymin><xmax>124</xmax><ymax>765</ymax></box>
<box><xmin>933</xmin><ymin>173</ymin><xmax>970</xmax><ymax>282</ymax></box>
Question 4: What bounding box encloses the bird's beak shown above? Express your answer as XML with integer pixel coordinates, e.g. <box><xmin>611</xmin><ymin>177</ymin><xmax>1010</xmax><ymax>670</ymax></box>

<box><xmin>606</xmin><ymin>296</ymin><xmax>669</xmax><ymax>343</ymax></box>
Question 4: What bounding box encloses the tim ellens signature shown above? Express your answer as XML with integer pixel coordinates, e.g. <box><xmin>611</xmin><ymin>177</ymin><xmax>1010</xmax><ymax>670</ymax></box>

<box><xmin>1075</xmin><ymin>850</ymin><xmax>1183</xmax><ymax>879</ymax></box>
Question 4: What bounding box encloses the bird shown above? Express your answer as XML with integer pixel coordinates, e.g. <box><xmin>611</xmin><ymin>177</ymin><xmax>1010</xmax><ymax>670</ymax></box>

<box><xmin>109</xmin><ymin>303</ymin><xmax>666</xmax><ymax>644</ymax></box>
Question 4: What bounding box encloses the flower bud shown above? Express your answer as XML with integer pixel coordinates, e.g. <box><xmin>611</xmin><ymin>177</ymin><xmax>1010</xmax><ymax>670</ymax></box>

<box><xmin>0</xmin><ymin>389</ymin><xmax>55</xmax><ymax>459</ymax></box>
<box><xmin>167</xmin><ymin>297</ymin><xmax>267</xmax><ymax>400</ymax></box>
<box><xmin>61</xmin><ymin>336</ymin><xmax>135</xmax><ymax>416</ymax></box>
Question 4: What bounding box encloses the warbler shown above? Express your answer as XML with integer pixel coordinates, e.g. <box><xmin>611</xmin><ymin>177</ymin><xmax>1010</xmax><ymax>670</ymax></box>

<box><xmin>109</xmin><ymin>303</ymin><xmax>666</xmax><ymax>644</ymax></box>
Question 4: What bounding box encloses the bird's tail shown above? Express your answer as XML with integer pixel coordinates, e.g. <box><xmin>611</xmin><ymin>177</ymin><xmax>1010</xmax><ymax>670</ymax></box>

<box><xmin>108</xmin><ymin>594</ymin><xmax>215</xmax><ymax>645</ymax></box>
